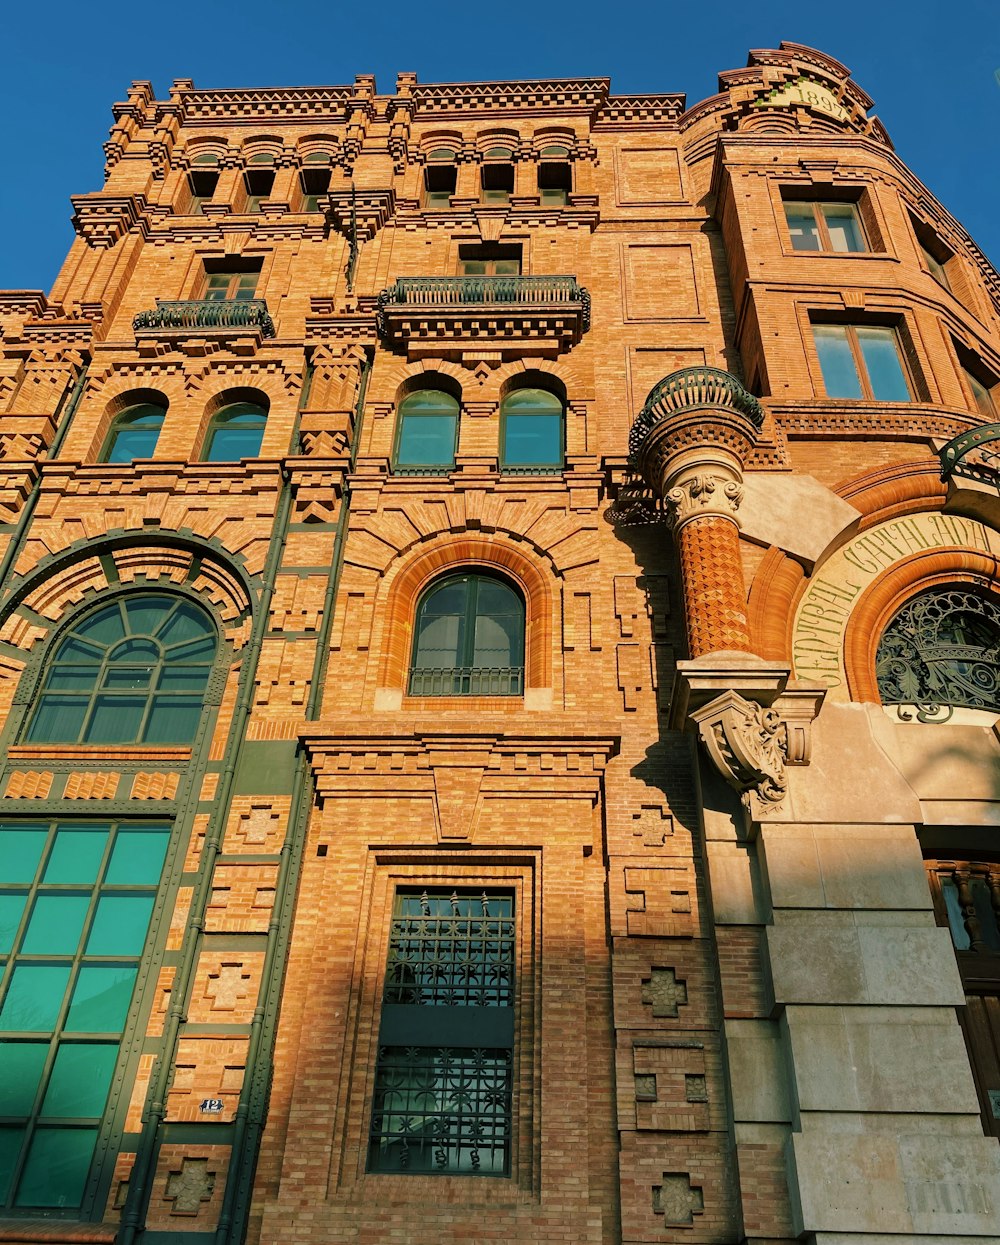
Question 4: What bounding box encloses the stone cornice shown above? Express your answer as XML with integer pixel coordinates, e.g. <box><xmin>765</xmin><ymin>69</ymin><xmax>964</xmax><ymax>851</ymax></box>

<box><xmin>171</xmin><ymin>84</ymin><xmax>354</xmax><ymax>124</ymax></box>
<box><xmin>595</xmin><ymin>94</ymin><xmax>686</xmax><ymax>129</ymax></box>
<box><xmin>406</xmin><ymin>78</ymin><xmax>610</xmax><ymax>119</ymax></box>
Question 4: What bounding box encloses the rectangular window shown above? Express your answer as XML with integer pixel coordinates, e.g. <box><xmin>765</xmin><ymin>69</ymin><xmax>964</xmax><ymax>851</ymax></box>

<box><xmin>813</xmin><ymin>323</ymin><xmax>912</xmax><ymax>401</ymax></box>
<box><xmin>368</xmin><ymin>889</ymin><xmax>514</xmax><ymax>1175</ymax></box>
<box><xmin>243</xmin><ymin>167</ymin><xmax>275</xmax><ymax>214</ymax></box>
<box><xmin>424</xmin><ymin>163</ymin><xmax>456</xmax><ymax>209</ymax></box>
<box><xmin>481</xmin><ymin>162</ymin><xmax>514</xmax><ymax>204</ymax></box>
<box><xmin>955</xmin><ymin>343</ymin><xmax>1000</xmax><ymax>420</ymax></box>
<box><xmin>784</xmin><ymin>200</ymin><xmax>867</xmax><ymax>253</ymax></box>
<box><xmin>0</xmin><ymin>820</ymin><xmax>171</xmax><ymax>1211</ymax></box>
<box><xmin>187</xmin><ymin>168</ymin><xmax>219</xmax><ymax>215</ymax></box>
<box><xmin>300</xmin><ymin>166</ymin><xmax>331</xmax><ymax>213</ymax></box>
<box><xmin>200</xmin><ymin>259</ymin><xmax>262</xmax><ymax>302</ymax></box>
<box><xmin>458</xmin><ymin>244</ymin><xmax>522</xmax><ymax>277</ymax></box>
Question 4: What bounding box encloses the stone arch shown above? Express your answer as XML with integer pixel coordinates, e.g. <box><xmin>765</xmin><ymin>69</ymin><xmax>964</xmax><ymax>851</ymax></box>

<box><xmin>477</xmin><ymin>356</ymin><xmax>589</xmax><ymax>404</ymax></box>
<box><xmin>376</xmin><ymin>531</ymin><xmax>556</xmax><ymax>694</ymax></box>
<box><xmin>77</xmin><ymin>369</ymin><xmax>189</xmax><ymax>462</ymax></box>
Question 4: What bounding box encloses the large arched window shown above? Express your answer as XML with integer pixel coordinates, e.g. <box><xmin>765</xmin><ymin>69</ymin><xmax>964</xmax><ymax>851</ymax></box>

<box><xmin>394</xmin><ymin>389</ymin><xmax>459</xmax><ymax>472</ymax></box>
<box><xmin>100</xmin><ymin>403</ymin><xmax>166</xmax><ymax>464</ymax></box>
<box><xmin>500</xmin><ymin>386</ymin><xmax>564</xmax><ymax>472</ymax></box>
<box><xmin>26</xmin><ymin>594</ymin><xmax>217</xmax><ymax>745</ymax></box>
<box><xmin>875</xmin><ymin>587</ymin><xmax>1000</xmax><ymax>716</ymax></box>
<box><xmin>202</xmin><ymin>402</ymin><xmax>268</xmax><ymax>461</ymax></box>
<box><xmin>409</xmin><ymin>573</ymin><xmax>524</xmax><ymax>696</ymax></box>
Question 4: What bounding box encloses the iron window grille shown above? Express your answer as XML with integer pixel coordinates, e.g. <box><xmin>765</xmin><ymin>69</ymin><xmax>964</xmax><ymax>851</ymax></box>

<box><xmin>368</xmin><ymin>890</ymin><xmax>515</xmax><ymax>1175</ymax></box>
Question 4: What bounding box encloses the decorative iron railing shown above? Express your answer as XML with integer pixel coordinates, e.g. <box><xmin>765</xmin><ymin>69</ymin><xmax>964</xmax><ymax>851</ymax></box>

<box><xmin>628</xmin><ymin>366</ymin><xmax>765</xmax><ymax>462</ymax></box>
<box><xmin>377</xmin><ymin>275</ymin><xmax>590</xmax><ymax>331</ymax></box>
<box><xmin>407</xmin><ymin>666</ymin><xmax>524</xmax><ymax>696</ymax></box>
<box><xmin>133</xmin><ymin>299</ymin><xmax>276</xmax><ymax>337</ymax></box>
<box><xmin>939</xmin><ymin>421</ymin><xmax>1000</xmax><ymax>486</ymax></box>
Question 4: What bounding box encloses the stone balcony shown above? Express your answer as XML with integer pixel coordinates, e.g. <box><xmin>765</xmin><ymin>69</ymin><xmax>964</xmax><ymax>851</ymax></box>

<box><xmin>132</xmin><ymin>299</ymin><xmax>276</xmax><ymax>356</ymax></box>
<box><xmin>375</xmin><ymin>274</ymin><xmax>590</xmax><ymax>362</ymax></box>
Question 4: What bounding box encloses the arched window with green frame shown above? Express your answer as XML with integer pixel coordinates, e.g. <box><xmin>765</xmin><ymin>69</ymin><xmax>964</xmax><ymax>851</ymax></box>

<box><xmin>202</xmin><ymin>401</ymin><xmax>268</xmax><ymax>462</ymax></box>
<box><xmin>99</xmin><ymin>403</ymin><xmax>166</xmax><ymax>464</ymax></box>
<box><xmin>25</xmin><ymin>594</ymin><xmax>218</xmax><ymax>746</ymax></box>
<box><xmin>394</xmin><ymin>388</ymin><xmax>460</xmax><ymax>473</ymax></box>
<box><xmin>409</xmin><ymin>572</ymin><xmax>524</xmax><ymax>696</ymax></box>
<box><xmin>500</xmin><ymin>385</ymin><xmax>564</xmax><ymax>472</ymax></box>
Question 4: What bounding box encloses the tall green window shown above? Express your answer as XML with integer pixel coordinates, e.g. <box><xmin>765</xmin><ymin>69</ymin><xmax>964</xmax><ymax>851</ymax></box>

<box><xmin>409</xmin><ymin>573</ymin><xmax>524</xmax><ymax>696</ymax></box>
<box><xmin>0</xmin><ymin>820</ymin><xmax>171</xmax><ymax>1211</ymax></box>
<box><xmin>99</xmin><ymin>404</ymin><xmax>166</xmax><ymax>464</ymax></box>
<box><xmin>26</xmin><ymin>594</ymin><xmax>217</xmax><ymax>746</ymax></box>
<box><xmin>393</xmin><ymin>390</ymin><xmax>459</xmax><ymax>473</ymax></box>
<box><xmin>500</xmin><ymin>387</ymin><xmax>564</xmax><ymax>472</ymax></box>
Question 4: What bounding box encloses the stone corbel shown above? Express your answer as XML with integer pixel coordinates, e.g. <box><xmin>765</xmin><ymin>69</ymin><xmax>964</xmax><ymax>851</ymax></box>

<box><xmin>689</xmin><ymin>690</ymin><xmax>788</xmax><ymax>810</ymax></box>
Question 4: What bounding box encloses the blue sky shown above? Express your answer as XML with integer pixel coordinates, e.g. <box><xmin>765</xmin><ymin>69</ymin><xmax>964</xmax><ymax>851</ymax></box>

<box><xmin>3</xmin><ymin>0</ymin><xmax>998</xmax><ymax>291</ymax></box>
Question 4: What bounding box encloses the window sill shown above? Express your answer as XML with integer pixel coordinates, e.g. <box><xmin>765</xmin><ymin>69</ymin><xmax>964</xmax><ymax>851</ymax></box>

<box><xmin>0</xmin><ymin>1219</ymin><xmax>118</xmax><ymax>1243</ymax></box>
<box><xmin>8</xmin><ymin>744</ymin><xmax>193</xmax><ymax>763</ymax></box>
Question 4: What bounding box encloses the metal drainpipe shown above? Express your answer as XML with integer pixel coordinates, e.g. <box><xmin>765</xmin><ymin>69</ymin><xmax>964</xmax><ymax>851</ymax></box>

<box><xmin>214</xmin><ymin>346</ymin><xmax>372</xmax><ymax>1243</ymax></box>
<box><xmin>0</xmin><ymin>362</ymin><xmax>90</xmax><ymax>599</ymax></box>
<box><xmin>118</xmin><ymin>413</ymin><xmax>302</xmax><ymax>1245</ymax></box>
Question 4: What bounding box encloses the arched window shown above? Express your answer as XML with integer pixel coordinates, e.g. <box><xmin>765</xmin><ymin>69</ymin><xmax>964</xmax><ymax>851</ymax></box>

<box><xmin>202</xmin><ymin>402</ymin><xmax>268</xmax><ymax>461</ymax></box>
<box><xmin>875</xmin><ymin>587</ymin><xmax>1000</xmax><ymax>716</ymax></box>
<box><xmin>394</xmin><ymin>389</ymin><xmax>459</xmax><ymax>472</ymax></box>
<box><xmin>100</xmin><ymin>403</ymin><xmax>165</xmax><ymax>464</ymax></box>
<box><xmin>500</xmin><ymin>387</ymin><xmax>564</xmax><ymax>471</ymax></box>
<box><xmin>409</xmin><ymin>573</ymin><xmax>524</xmax><ymax>696</ymax></box>
<box><xmin>26</xmin><ymin>594</ymin><xmax>217</xmax><ymax>745</ymax></box>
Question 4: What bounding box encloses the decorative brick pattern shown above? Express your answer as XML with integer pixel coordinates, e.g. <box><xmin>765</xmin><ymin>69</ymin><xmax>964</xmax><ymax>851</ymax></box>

<box><xmin>3</xmin><ymin>770</ymin><xmax>53</xmax><ymax>799</ymax></box>
<box><xmin>63</xmin><ymin>770</ymin><xmax>120</xmax><ymax>799</ymax></box>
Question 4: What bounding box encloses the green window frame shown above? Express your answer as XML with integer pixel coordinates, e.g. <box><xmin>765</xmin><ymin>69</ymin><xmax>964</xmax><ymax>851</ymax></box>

<box><xmin>393</xmin><ymin>389</ymin><xmax>459</xmax><ymax>473</ymax></box>
<box><xmin>25</xmin><ymin>593</ymin><xmax>217</xmax><ymax>747</ymax></box>
<box><xmin>368</xmin><ymin>888</ymin><xmax>515</xmax><ymax>1175</ymax></box>
<box><xmin>812</xmin><ymin>323</ymin><xmax>912</xmax><ymax>402</ymax></box>
<box><xmin>500</xmin><ymin>387</ymin><xmax>564</xmax><ymax>472</ymax></box>
<box><xmin>202</xmin><ymin>402</ymin><xmax>268</xmax><ymax>462</ymax></box>
<box><xmin>0</xmin><ymin>819</ymin><xmax>172</xmax><ymax>1213</ymax></box>
<box><xmin>409</xmin><ymin>573</ymin><xmax>524</xmax><ymax>696</ymax></box>
<box><xmin>99</xmin><ymin>404</ymin><xmax>165</xmax><ymax>464</ymax></box>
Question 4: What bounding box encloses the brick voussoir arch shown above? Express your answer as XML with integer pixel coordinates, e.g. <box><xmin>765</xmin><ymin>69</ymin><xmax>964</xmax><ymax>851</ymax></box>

<box><xmin>377</xmin><ymin>532</ymin><xmax>555</xmax><ymax>692</ymax></box>
<box><xmin>844</xmin><ymin>548</ymin><xmax>1000</xmax><ymax>703</ymax></box>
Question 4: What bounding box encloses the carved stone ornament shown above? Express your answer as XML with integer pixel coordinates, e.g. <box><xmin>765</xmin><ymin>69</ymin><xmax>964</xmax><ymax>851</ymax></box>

<box><xmin>689</xmin><ymin>690</ymin><xmax>787</xmax><ymax>807</ymax></box>
<box><xmin>664</xmin><ymin>473</ymin><xmax>743</xmax><ymax>530</ymax></box>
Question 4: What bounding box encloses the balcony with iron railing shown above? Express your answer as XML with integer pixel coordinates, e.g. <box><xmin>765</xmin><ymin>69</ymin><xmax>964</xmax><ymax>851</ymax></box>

<box><xmin>376</xmin><ymin>275</ymin><xmax>590</xmax><ymax>360</ymax></box>
<box><xmin>407</xmin><ymin>666</ymin><xmax>524</xmax><ymax>697</ymax></box>
<box><xmin>133</xmin><ymin>299</ymin><xmax>276</xmax><ymax>348</ymax></box>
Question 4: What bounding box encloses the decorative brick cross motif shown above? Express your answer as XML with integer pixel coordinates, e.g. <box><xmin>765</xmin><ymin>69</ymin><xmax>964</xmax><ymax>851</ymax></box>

<box><xmin>205</xmin><ymin>963</ymin><xmax>252</xmax><ymax>1011</ymax></box>
<box><xmin>165</xmin><ymin>1157</ymin><xmax>215</xmax><ymax>1216</ymax></box>
<box><xmin>640</xmin><ymin>967</ymin><xmax>687</xmax><ymax>1018</ymax></box>
<box><xmin>632</xmin><ymin>804</ymin><xmax>674</xmax><ymax>848</ymax></box>
<box><xmin>652</xmin><ymin>1172</ymin><xmax>704</xmax><ymax>1226</ymax></box>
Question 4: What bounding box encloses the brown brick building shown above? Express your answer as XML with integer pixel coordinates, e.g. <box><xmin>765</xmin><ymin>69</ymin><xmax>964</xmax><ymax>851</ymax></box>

<box><xmin>1</xmin><ymin>39</ymin><xmax>1000</xmax><ymax>1245</ymax></box>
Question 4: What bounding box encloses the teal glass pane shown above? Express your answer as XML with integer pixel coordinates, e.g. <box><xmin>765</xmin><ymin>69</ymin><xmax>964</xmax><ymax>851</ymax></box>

<box><xmin>144</xmin><ymin>697</ymin><xmax>202</xmax><ymax>744</ymax></box>
<box><xmin>57</xmin><ymin>637</ymin><xmax>105</xmax><ymax>660</ymax></box>
<box><xmin>502</xmin><ymin>414</ymin><xmax>562</xmax><ymax>466</ymax></box>
<box><xmin>27</xmin><ymin>696</ymin><xmax>88</xmax><ymax>743</ymax></box>
<box><xmin>106</xmin><ymin>830</ymin><xmax>170</xmax><ymax>885</ymax></box>
<box><xmin>0</xmin><ymin>1042</ymin><xmax>48</xmax><ymax>1113</ymax></box>
<box><xmin>396</xmin><ymin>410</ymin><xmax>457</xmax><ymax>466</ymax></box>
<box><xmin>159</xmin><ymin>602</ymin><xmax>213</xmax><ymax>646</ymax></box>
<box><xmin>104</xmin><ymin>426</ymin><xmax>161</xmax><ymax>464</ymax></box>
<box><xmin>822</xmin><ymin>204</ymin><xmax>866</xmax><ymax>253</ymax></box>
<box><xmin>857</xmin><ymin>327</ymin><xmax>911</xmax><ymax>402</ymax></box>
<box><xmin>0</xmin><ymin>829</ymin><xmax>47</xmax><ymax>883</ymax></box>
<box><xmin>204</xmin><ymin>425</ymin><xmax>265</xmax><ymax>461</ymax></box>
<box><xmin>0</xmin><ymin>1127</ymin><xmax>26</xmax><ymax>1202</ymax></box>
<box><xmin>124</xmin><ymin>596</ymin><xmax>172</xmax><ymax>637</ymax></box>
<box><xmin>157</xmin><ymin>666</ymin><xmax>211</xmax><ymax>691</ymax></box>
<box><xmin>784</xmin><ymin>203</ymin><xmax>821</xmax><ymax>250</ymax></box>
<box><xmin>15</xmin><ymin>1126</ymin><xmax>97</xmax><ymax>1208</ymax></box>
<box><xmin>165</xmin><ymin>636</ymin><xmax>216</xmax><ymax>662</ymax></box>
<box><xmin>0</xmin><ymin>893</ymin><xmax>27</xmax><ymax>953</ymax></box>
<box><xmin>44</xmin><ymin>829</ymin><xmax>109</xmax><ymax>884</ymax></box>
<box><xmin>102</xmin><ymin>667</ymin><xmax>154</xmax><ymax>690</ymax></box>
<box><xmin>22</xmin><ymin>895</ymin><xmax>90</xmax><ymax>955</ymax></box>
<box><xmin>86</xmin><ymin>895</ymin><xmax>155</xmax><ymax>956</ymax></box>
<box><xmin>0</xmin><ymin>965</ymin><xmax>71</xmax><ymax>1031</ymax></box>
<box><xmin>65</xmin><ymin>966</ymin><xmax>137</xmax><ymax>1033</ymax></box>
<box><xmin>84</xmin><ymin>695</ymin><xmax>146</xmax><ymax>743</ymax></box>
<box><xmin>813</xmin><ymin>326</ymin><xmax>863</xmax><ymax>398</ymax></box>
<box><xmin>45</xmin><ymin>667</ymin><xmax>97</xmax><ymax>690</ymax></box>
<box><xmin>74</xmin><ymin>604</ymin><xmax>126</xmax><ymax>646</ymax></box>
<box><xmin>41</xmin><ymin>1043</ymin><xmax>118</xmax><ymax>1118</ymax></box>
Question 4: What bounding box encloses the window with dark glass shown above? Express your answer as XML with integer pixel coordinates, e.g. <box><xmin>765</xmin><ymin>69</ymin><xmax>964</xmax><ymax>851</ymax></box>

<box><xmin>538</xmin><ymin>146</ymin><xmax>571</xmax><ymax>206</ymax></box>
<box><xmin>202</xmin><ymin>402</ymin><xmax>267</xmax><ymax>462</ymax></box>
<box><xmin>26</xmin><ymin>594</ymin><xmax>217</xmax><ymax>746</ymax></box>
<box><xmin>423</xmin><ymin>150</ymin><xmax>456</xmax><ymax>209</ymax></box>
<box><xmin>876</xmin><ymin>587</ymin><xmax>1000</xmax><ymax>716</ymax></box>
<box><xmin>368</xmin><ymin>889</ymin><xmax>514</xmax><ymax>1175</ymax></box>
<box><xmin>784</xmin><ymin>200</ymin><xmax>867</xmax><ymax>252</ymax></box>
<box><xmin>394</xmin><ymin>389</ymin><xmax>459</xmax><ymax>472</ymax></box>
<box><xmin>955</xmin><ymin>344</ymin><xmax>1000</xmax><ymax>420</ymax></box>
<box><xmin>812</xmin><ymin>323</ymin><xmax>911</xmax><ymax>401</ymax></box>
<box><xmin>458</xmin><ymin>244</ymin><xmax>521</xmax><ymax>277</ymax></box>
<box><xmin>200</xmin><ymin>258</ymin><xmax>262</xmax><ymax>302</ymax></box>
<box><xmin>409</xmin><ymin>574</ymin><xmax>524</xmax><ymax>696</ymax></box>
<box><xmin>480</xmin><ymin>149</ymin><xmax>514</xmax><ymax>204</ymax></box>
<box><xmin>500</xmin><ymin>387</ymin><xmax>563</xmax><ymax>471</ymax></box>
<box><xmin>99</xmin><ymin>403</ymin><xmax>165</xmax><ymax>464</ymax></box>
<box><xmin>187</xmin><ymin>154</ymin><xmax>220</xmax><ymax>214</ymax></box>
<box><xmin>0</xmin><ymin>819</ymin><xmax>172</xmax><ymax>1211</ymax></box>
<box><xmin>910</xmin><ymin>214</ymin><xmax>955</xmax><ymax>291</ymax></box>
<box><xmin>242</xmin><ymin>156</ymin><xmax>275</xmax><ymax>213</ymax></box>
<box><xmin>299</xmin><ymin>154</ymin><xmax>332</xmax><ymax>212</ymax></box>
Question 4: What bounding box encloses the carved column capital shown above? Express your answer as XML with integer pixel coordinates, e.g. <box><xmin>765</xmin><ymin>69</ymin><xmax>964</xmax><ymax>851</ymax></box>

<box><xmin>665</xmin><ymin>472</ymin><xmax>744</xmax><ymax>531</ymax></box>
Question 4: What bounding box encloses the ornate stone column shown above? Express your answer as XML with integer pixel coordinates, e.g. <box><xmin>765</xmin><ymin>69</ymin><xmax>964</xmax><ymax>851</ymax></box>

<box><xmin>628</xmin><ymin>367</ymin><xmax>764</xmax><ymax>657</ymax></box>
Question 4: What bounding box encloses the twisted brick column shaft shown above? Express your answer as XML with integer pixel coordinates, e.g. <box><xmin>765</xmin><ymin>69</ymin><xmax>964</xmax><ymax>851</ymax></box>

<box><xmin>676</xmin><ymin>515</ymin><xmax>753</xmax><ymax>656</ymax></box>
